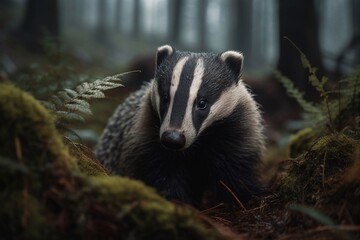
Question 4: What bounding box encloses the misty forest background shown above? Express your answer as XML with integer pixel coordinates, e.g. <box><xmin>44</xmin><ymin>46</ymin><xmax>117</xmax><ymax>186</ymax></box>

<box><xmin>1</xmin><ymin>0</ymin><xmax>360</xmax><ymax>146</ymax></box>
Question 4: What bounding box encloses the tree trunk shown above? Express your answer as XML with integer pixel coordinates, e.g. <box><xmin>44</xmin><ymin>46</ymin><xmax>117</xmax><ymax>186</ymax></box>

<box><xmin>277</xmin><ymin>0</ymin><xmax>324</xmax><ymax>97</ymax></box>
<box><xmin>352</xmin><ymin>0</ymin><xmax>360</xmax><ymax>65</ymax></box>
<box><xmin>132</xmin><ymin>0</ymin><xmax>141</xmax><ymax>37</ymax></box>
<box><xmin>114</xmin><ymin>0</ymin><xmax>122</xmax><ymax>31</ymax></box>
<box><xmin>228</xmin><ymin>0</ymin><xmax>252</xmax><ymax>54</ymax></box>
<box><xmin>20</xmin><ymin>0</ymin><xmax>59</xmax><ymax>49</ymax></box>
<box><xmin>197</xmin><ymin>0</ymin><xmax>207</xmax><ymax>50</ymax></box>
<box><xmin>168</xmin><ymin>0</ymin><xmax>183</xmax><ymax>45</ymax></box>
<box><xmin>95</xmin><ymin>0</ymin><xmax>111</xmax><ymax>47</ymax></box>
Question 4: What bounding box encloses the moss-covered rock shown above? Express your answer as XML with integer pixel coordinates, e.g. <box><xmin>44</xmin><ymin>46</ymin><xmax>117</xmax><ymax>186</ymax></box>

<box><xmin>0</xmin><ymin>84</ymin><xmax>228</xmax><ymax>240</ymax></box>
<box><xmin>77</xmin><ymin>176</ymin><xmax>223</xmax><ymax>240</ymax></box>
<box><xmin>288</xmin><ymin>127</ymin><xmax>315</xmax><ymax>158</ymax></box>
<box><xmin>0</xmin><ymin>83</ymin><xmax>77</xmax><ymax>197</ymax></box>
<box><xmin>0</xmin><ymin>192</ymin><xmax>50</xmax><ymax>240</ymax></box>
<box><xmin>281</xmin><ymin>133</ymin><xmax>358</xmax><ymax>202</ymax></box>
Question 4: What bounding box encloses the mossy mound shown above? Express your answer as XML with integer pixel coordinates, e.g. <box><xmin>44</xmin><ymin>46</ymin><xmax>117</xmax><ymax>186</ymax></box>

<box><xmin>207</xmin><ymin>132</ymin><xmax>360</xmax><ymax>239</ymax></box>
<box><xmin>281</xmin><ymin>133</ymin><xmax>359</xmax><ymax>202</ymax></box>
<box><xmin>76</xmin><ymin>176</ymin><xmax>223</xmax><ymax>239</ymax></box>
<box><xmin>0</xmin><ymin>84</ymin><xmax>228</xmax><ymax>240</ymax></box>
<box><xmin>0</xmin><ymin>83</ymin><xmax>76</xmax><ymax>195</ymax></box>
<box><xmin>0</xmin><ymin>192</ymin><xmax>49</xmax><ymax>239</ymax></box>
<box><xmin>288</xmin><ymin>127</ymin><xmax>315</xmax><ymax>158</ymax></box>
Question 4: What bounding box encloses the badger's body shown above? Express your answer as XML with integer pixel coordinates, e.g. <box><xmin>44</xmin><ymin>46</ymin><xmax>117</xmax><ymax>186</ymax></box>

<box><xmin>96</xmin><ymin>45</ymin><xmax>265</xmax><ymax>206</ymax></box>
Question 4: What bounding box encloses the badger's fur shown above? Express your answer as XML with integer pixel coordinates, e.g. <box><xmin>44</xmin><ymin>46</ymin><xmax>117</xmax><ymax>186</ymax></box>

<box><xmin>96</xmin><ymin>45</ymin><xmax>265</xmax><ymax>206</ymax></box>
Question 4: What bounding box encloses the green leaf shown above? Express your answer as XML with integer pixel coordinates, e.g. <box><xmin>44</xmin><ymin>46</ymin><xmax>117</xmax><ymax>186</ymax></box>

<box><xmin>45</xmin><ymin>71</ymin><xmax>138</xmax><ymax>132</ymax></box>
<box><xmin>64</xmin><ymin>103</ymin><xmax>92</xmax><ymax>115</ymax></box>
<box><xmin>64</xmin><ymin>88</ymin><xmax>78</xmax><ymax>97</ymax></box>
<box><xmin>57</xmin><ymin>91</ymin><xmax>72</xmax><ymax>102</ymax></box>
<box><xmin>55</xmin><ymin>111</ymin><xmax>85</xmax><ymax>122</ymax></box>
<box><xmin>50</xmin><ymin>95</ymin><xmax>63</xmax><ymax>108</ymax></box>
<box><xmin>71</xmin><ymin>99</ymin><xmax>90</xmax><ymax>108</ymax></box>
<box><xmin>275</xmin><ymin>70</ymin><xmax>318</xmax><ymax>113</ymax></box>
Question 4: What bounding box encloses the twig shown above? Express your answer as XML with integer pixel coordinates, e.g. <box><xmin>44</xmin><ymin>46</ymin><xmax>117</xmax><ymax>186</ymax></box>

<box><xmin>15</xmin><ymin>136</ymin><xmax>29</xmax><ymax>228</ymax></box>
<box><xmin>201</xmin><ymin>203</ymin><xmax>225</xmax><ymax>214</ymax></box>
<box><xmin>219</xmin><ymin>180</ymin><xmax>247</xmax><ymax>211</ymax></box>
<box><xmin>322</xmin><ymin>151</ymin><xmax>327</xmax><ymax>188</ymax></box>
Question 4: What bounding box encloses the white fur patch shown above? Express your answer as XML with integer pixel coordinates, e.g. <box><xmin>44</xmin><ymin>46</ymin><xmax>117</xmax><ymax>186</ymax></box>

<box><xmin>150</xmin><ymin>80</ymin><xmax>160</xmax><ymax>118</ymax></box>
<box><xmin>160</xmin><ymin>56</ymin><xmax>189</xmax><ymax>137</ymax></box>
<box><xmin>220</xmin><ymin>51</ymin><xmax>244</xmax><ymax>77</ymax></box>
<box><xmin>181</xmin><ymin>58</ymin><xmax>205</xmax><ymax>148</ymax></box>
<box><xmin>157</xmin><ymin>45</ymin><xmax>173</xmax><ymax>56</ymax></box>
<box><xmin>199</xmin><ymin>81</ymin><xmax>251</xmax><ymax>134</ymax></box>
<box><xmin>220</xmin><ymin>51</ymin><xmax>243</xmax><ymax>63</ymax></box>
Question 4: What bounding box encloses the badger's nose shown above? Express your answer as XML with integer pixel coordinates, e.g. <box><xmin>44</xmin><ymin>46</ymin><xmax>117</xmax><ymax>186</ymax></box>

<box><xmin>161</xmin><ymin>131</ymin><xmax>186</xmax><ymax>150</ymax></box>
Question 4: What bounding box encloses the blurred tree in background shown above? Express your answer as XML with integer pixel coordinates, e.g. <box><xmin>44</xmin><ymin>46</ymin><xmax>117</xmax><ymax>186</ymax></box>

<box><xmin>20</xmin><ymin>0</ymin><xmax>59</xmax><ymax>49</ymax></box>
<box><xmin>0</xmin><ymin>0</ymin><xmax>359</xmax><ymax>137</ymax></box>
<box><xmin>2</xmin><ymin>0</ymin><xmax>358</xmax><ymax>77</ymax></box>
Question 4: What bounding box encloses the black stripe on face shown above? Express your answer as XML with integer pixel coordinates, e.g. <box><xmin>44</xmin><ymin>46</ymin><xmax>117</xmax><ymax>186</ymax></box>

<box><xmin>169</xmin><ymin>58</ymin><xmax>197</xmax><ymax>128</ymax></box>
<box><xmin>191</xmin><ymin>59</ymin><xmax>229</xmax><ymax>134</ymax></box>
<box><xmin>156</xmin><ymin>56</ymin><xmax>178</xmax><ymax>121</ymax></box>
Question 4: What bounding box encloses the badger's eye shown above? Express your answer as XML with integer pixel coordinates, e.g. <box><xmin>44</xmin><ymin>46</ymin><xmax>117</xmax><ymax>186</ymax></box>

<box><xmin>197</xmin><ymin>98</ymin><xmax>207</xmax><ymax>110</ymax></box>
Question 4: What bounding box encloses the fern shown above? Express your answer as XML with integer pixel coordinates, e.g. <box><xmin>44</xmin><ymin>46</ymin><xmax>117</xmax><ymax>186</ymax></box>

<box><xmin>274</xmin><ymin>70</ymin><xmax>318</xmax><ymax>114</ymax></box>
<box><xmin>42</xmin><ymin>71</ymin><xmax>136</xmax><ymax>126</ymax></box>
<box><xmin>14</xmin><ymin>38</ymin><xmax>84</xmax><ymax>100</ymax></box>
<box><xmin>276</xmin><ymin>38</ymin><xmax>360</xmax><ymax>135</ymax></box>
<box><xmin>284</xmin><ymin>37</ymin><xmax>333</xmax><ymax>126</ymax></box>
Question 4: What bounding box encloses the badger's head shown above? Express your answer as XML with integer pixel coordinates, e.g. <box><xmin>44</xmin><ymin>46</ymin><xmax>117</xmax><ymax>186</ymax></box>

<box><xmin>150</xmin><ymin>45</ymin><xmax>251</xmax><ymax>151</ymax></box>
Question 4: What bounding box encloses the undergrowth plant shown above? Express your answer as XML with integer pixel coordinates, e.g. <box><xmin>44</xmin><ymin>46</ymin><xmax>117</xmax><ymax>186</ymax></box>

<box><xmin>276</xmin><ymin>38</ymin><xmax>360</xmax><ymax>136</ymax></box>
<box><xmin>13</xmin><ymin>38</ymin><xmax>140</xmax><ymax>140</ymax></box>
<box><xmin>41</xmin><ymin>73</ymin><xmax>129</xmax><ymax>135</ymax></box>
<box><xmin>14</xmin><ymin>38</ymin><xmax>85</xmax><ymax>100</ymax></box>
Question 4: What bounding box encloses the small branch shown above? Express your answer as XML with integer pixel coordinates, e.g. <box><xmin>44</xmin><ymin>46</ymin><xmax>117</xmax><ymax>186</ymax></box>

<box><xmin>219</xmin><ymin>180</ymin><xmax>247</xmax><ymax>211</ymax></box>
<box><xmin>15</xmin><ymin>136</ymin><xmax>29</xmax><ymax>228</ymax></box>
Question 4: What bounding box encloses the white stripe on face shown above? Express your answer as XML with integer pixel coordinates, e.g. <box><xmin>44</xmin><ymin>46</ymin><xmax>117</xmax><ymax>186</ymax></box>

<box><xmin>150</xmin><ymin>79</ymin><xmax>160</xmax><ymax>118</ymax></box>
<box><xmin>160</xmin><ymin>56</ymin><xmax>189</xmax><ymax>136</ymax></box>
<box><xmin>181</xmin><ymin>58</ymin><xmax>205</xmax><ymax>148</ymax></box>
<box><xmin>199</xmin><ymin>81</ymin><xmax>252</xmax><ymax>134</ymax></box>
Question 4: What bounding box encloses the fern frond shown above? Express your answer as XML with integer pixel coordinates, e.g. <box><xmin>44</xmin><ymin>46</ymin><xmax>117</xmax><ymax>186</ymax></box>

<box><xmin>40</xmin><ymin>101</ymin><xmax>55</xmax><ymax>111</ymax></box>
<box><xmin>64</xmin><ymin>88</ymin><xmax>78</xmax><ymax>97</ymax></box>
<box><xmin>284</xmin><ymin>37</ymin><xmax>333</xmax><ymax>126</ymax></box>
<box><xmin>275</xmin><ymin>70</ymin><xmax>318</xmax><ymax>114</ymax></box>
<box><xmin>64</xmin><ymin>103</ymin><xmax>93</xmax><ymax>115</ymax></box>
<box><xmin>50</xmin><ymin>95</ymin><xmax>63</xmax><ymax>108</ymax></box>
<box><xmin>55</xmin><ymin>111</ymin><xmax>85</xmax><ymax>122</ymax></box>
<box><xmin>43</xmin><ymin>71</ymin><xmax>139</xmax><ymax>126</ymax></box>
<box><xmin>284</xmin><ymin>37</ymin><xmax>328</xmax><ymax>96</ymax></box>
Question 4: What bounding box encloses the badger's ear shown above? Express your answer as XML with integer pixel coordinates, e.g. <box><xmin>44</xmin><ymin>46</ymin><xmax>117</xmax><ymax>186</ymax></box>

<box><xmin>220</xmin><ymin>51</ymin><xmax>244</xmax><ymax>79</ymax></box>
<box><xmin>156</xmin><ymin>45</ymin><xmax>174</xmax><ymax>70</ymax></box>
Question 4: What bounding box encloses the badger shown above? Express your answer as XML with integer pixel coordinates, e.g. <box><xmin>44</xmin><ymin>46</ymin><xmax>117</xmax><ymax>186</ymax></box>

<box><xmin>96</xmin><ymin>45</ymin><xmax>265</xmax><ymax>206</ymax></box>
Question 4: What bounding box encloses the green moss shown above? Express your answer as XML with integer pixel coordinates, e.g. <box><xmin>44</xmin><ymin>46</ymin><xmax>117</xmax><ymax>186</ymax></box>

<box><xmin>0</xmin><ymin>84</ymin><xmax>76</xmax><ymax>169</ymax></box>
<box><xmin>289</xmin><ymin>128</ymin><xmax>315</xmax><ymax>158</ymax></box>
<box><xmin>281</xmin><ymin>133</ymin><xmax>358</xmax><ymax>202</ymax></box>
<box><xmin>0</xmin><ymin>84</ymin><xmax>77</xmax><ymax>194</ymax></box>
<box><xmin>0</xmin><ymin>85</ymin><xmax>227</xmax><ymax>240</ymax></box>
<box><xmin>80</xmin><ymin>176</ymin><xmax>223</xmax><ymax>240</ymax></box>
<box><xmin>83</xmin><ymin>176</ymin><xmax>167</xmax><ymax>204</ymax></box>
<box><xmin>0</xmin><ymin>192</ymin><xmax>50</xmax><ymax>239</ymax></box>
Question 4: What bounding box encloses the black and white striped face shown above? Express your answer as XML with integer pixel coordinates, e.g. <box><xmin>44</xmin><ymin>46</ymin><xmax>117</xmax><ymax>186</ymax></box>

<box><xmin>150</xmin><ymin>45</ymin><xmax>248</xmax><ymax>151</ymax></box>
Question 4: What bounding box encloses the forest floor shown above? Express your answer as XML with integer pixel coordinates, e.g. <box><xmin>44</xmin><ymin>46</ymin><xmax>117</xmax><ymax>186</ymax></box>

<box><xmin>1</xmin><ymin>33</ymin><xmax>360</xmax><ymax>240</ymax></box>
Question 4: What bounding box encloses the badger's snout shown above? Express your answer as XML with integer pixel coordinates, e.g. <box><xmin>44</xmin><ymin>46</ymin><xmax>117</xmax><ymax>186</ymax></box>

<box><xmin>161</xmin><ymin>130</ymin><xmax>186</xmax><ymax>150</ymax></box>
